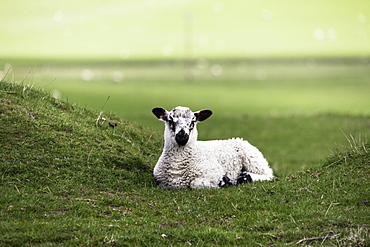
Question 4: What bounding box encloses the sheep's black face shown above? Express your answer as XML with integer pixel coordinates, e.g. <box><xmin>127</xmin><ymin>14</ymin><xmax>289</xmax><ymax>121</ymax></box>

<box><xmin>152</xmin><ymin>106</ymin><xmax>213</xmax><ymax>147</ymax></box>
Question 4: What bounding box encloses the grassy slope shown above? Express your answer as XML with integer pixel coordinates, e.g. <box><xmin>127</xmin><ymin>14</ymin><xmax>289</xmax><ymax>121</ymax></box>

<box><xmin>1</xmin><ymin>80</ymin><xmax>369</xmax><ymax>246</ymax></box>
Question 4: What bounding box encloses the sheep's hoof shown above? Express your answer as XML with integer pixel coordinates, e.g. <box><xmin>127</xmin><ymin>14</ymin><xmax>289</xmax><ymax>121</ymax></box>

<box><xmin>237</xmin><ymin>171</ymin><xmax>253</xmax><ymax>184</ymax></box>
<box><xmin>218</xmin><ymin>175</ymin><xmax>233</xmax><ymax>188</ymax></box>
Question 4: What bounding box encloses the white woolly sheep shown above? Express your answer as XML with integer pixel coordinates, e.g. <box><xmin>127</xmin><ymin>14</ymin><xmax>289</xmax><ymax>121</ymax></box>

<box><xmin>152</xmin><ymin>106</ymin><xmax>274</xmax><ymax>189</ymax></box>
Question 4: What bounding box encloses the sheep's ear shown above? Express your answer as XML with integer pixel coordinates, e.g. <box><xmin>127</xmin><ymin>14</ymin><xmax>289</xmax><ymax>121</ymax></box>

<box><xmin>194</xmin><ymin>110</ymin><xmax>212</xmax><ymax>122</ymax></box>
<box><xmin>152</xmin><ymin>107</ymin><xmax>168</xmax><ymax>121</ymax></box>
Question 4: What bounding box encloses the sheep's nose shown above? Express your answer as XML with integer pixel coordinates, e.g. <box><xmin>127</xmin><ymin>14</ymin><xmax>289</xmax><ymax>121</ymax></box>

<box><xmin>175</xmin><ymin>129</ymin><xmax>189</xmax><ymax>146</ymax></box>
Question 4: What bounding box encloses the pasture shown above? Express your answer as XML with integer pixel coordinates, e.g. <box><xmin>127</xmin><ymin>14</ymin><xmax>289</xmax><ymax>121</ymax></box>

<box><xmin>3</xmin><ymin>58</ymin><xmax>370</xmax><ymax>175</ymax></box>
<box><xmin>1</xmin><ymin>0</ymin><xmax>370</xmax><ymax>244</ymax></box>
<box><xmin>1</xmin><ymin>77</ymin><xmax>369</xmax><ymax>246</ymax></box>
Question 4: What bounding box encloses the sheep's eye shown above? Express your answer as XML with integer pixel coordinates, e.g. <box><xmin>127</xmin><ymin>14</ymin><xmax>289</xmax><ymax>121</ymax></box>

<box><xmin>189</xmin><ymin>121</ymin><xmax>195</xmax><ymax>131</ymax></box>
<box><xmin>168</xmin><ymin>117</ymin><xmax>176</xmax><ymax>132</ymax></box>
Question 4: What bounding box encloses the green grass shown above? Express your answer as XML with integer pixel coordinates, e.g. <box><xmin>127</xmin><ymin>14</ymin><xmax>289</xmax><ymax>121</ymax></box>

<box><xmin>1</xmin><ymin>78</ymin><xmax>369</xmax><ymax>246</ymax></box>
<box><xmin>2</xmin><ymin>0</ymin><xmax>370</xmax><ymax>244</ymax></box>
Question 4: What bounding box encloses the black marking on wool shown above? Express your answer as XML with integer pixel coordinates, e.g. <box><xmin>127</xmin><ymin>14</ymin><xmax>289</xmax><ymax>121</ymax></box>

<box><xmin>218</xmin><ymin>175</ymin><xmax>234</xmax><ymax>188</ymax></box>
<box><xmin>168</xmin><ymin>116</ymin><xmax>176</xmax><ymax>133</ymax></box>
<box><xmin>237</xmin><ymin>171</ymin><xmax>253</xmax><ymax>184</ymax></box>
<box><xmin>171</xmin><ymin>108</ymin><xmax>193</xmax><ymax>119</ymax></box>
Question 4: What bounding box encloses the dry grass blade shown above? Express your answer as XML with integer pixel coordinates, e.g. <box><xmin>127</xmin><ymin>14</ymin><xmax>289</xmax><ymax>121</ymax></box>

<box><xmin>287</xmin><ymin>233</ymin><xmax>340</xmax><ymax>245</ymax></box>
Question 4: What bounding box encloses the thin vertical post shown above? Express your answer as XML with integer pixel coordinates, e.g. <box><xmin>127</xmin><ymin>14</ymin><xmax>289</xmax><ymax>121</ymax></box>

<box><xmin>184</xmin><ymin>12</ymin><xmax>194</xmax><ymax>82</ymax></box>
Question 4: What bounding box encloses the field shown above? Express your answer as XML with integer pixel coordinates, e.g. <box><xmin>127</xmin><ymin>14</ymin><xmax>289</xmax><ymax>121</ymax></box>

<box><xmin>1</xmin><ymin>76</ymin><xmax>369</xmax><ymax>246</ymax></box>
<box><xmin>3</xmin><ymin>58</ymin><xmax>370</xmax><ymax>175</ymax></box>
<box><xmin>1</xmin><ymin>0</ymin><xmax>370</xmax><ymax>245</ymax></box>
<box><xmin>5</xmin><ymin>59</ymin><xmax>370</xmax><ymax>118</ymax></box>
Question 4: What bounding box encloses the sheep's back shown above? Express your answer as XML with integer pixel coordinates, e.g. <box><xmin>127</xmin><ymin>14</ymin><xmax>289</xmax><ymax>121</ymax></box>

<box><xmin>196</xmin><ymin>138</ymin><xmax>269</xmax><ymax>180</ymax></box>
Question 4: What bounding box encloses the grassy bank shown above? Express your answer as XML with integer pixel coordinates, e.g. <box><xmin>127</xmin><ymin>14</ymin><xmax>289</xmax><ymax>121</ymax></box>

<box><xmin>1</xmin><ymin>79</ymin><xmax>369</xmax><ymax>246</ymax></box>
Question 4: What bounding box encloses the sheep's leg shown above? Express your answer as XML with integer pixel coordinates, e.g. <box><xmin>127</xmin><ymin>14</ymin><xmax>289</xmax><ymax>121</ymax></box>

<box><xmin>237</xmin><ymin>171</ymin><xmax>253</xmax><ymax>184</ymax></box>
<box><xmin>246</xmin><ymin>172</ymin><xmax>273</xmax><ymax>182</ymax></box>
<box><xmin>190</xmin><ymin>173</ymin><xmax>226</xmax><ymax>189</ymax></box>
<box><xmin>218</xmin><ymin>175</ymin><xmax>235</xmax><ymax>188</ymax></box>
<box><xmin>190</xmin><ymin>177</ymin><xmax>220</xmax><ymax>189</ymax></box>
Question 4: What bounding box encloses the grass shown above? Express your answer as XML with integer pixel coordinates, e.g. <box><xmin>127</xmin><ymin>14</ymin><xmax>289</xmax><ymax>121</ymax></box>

<box><xmin>2</xmin><ymin>0</ymin><xmax>369</xmax><ymax>244</ymax></box>
<box><xmin>1</xmin><ymin>78</ymin><xmax>369</xmax><ymax>246</ymax></box>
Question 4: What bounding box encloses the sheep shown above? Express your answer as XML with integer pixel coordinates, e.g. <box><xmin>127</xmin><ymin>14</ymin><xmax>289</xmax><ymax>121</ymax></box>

<box><xmin>152</xmin><ymin>106</ymin><xmax>274</xmax><ymax>189</ymax></box>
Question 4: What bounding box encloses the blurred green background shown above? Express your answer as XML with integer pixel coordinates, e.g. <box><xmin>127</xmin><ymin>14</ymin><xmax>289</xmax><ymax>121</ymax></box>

<box><xmin>1</xmin><ymin>0</ymin><xmax>370</xmax><ymax>59</ymax></box>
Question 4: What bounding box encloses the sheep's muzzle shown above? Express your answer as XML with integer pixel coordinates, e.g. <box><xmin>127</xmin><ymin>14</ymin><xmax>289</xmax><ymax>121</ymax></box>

<box><xmin>175</xmin><ymin>129</ymin><xmax>189</xmax><ymax>146</ymax></box>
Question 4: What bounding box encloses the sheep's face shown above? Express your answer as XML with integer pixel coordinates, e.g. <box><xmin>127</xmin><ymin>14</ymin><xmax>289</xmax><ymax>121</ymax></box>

<box><xmin>152</xmin><ymin>106</ymin><xmax>212</xmax><ymax>146</ymax></box>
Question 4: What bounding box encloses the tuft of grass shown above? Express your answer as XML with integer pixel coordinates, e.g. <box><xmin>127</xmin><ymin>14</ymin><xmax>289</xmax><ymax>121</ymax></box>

<box><xmin>1</xmin><ymin>79</ymin><xmax>369</xmax><ymax>246</ymax></box>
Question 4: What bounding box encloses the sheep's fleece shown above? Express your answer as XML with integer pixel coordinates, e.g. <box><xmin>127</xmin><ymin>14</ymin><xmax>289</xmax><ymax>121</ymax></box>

<box><xmin>152</xmin><ymin>106</ymin><xmax>273</xmax><ymax>189</ymax></box>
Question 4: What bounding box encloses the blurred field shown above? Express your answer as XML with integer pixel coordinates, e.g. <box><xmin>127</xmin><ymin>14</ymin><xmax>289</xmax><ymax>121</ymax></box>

<box><xmin>3</xmin><ymin>59</ymin><xmax>369</xmax><ymax>122</ymax></box>
<box><xmin>2</xmin><ymin>59</ymin><xmax>370</xmax><ymax>174</ymax></box>
<box><xmin>1</xmin><ymin>0</ymin><xmax>370</xmax><ymax>59</ymax></box>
